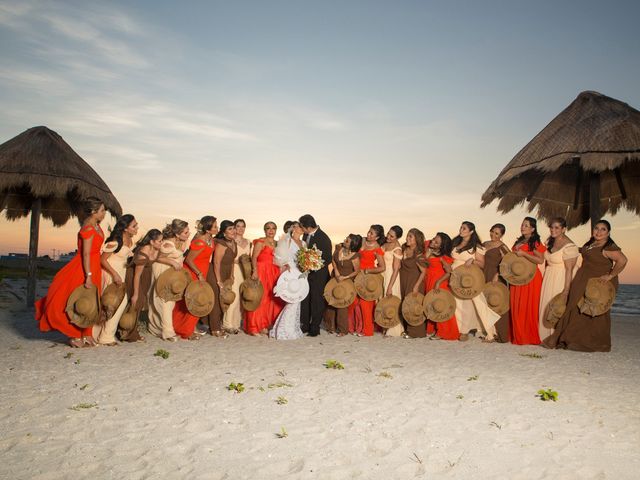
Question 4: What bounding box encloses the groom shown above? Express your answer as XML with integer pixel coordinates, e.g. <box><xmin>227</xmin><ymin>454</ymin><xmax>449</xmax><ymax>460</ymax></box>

<box><xmin>299</xmin><ymin>214</ymin><xmax>332</xmax><ymax>336</ymax></box>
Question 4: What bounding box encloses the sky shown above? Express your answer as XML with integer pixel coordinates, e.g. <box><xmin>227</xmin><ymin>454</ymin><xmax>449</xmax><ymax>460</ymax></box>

<box><xmin>0</xmin><ymin>0</ymin><xmax>639</xmax><ymax>283</ymax></box>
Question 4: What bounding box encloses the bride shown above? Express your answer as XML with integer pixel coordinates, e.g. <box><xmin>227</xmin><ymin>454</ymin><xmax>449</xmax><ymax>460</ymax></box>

<box><xmin>270</xmin><ymin>222</ymin><xmax>309</xmax><ymax>340</ymax></box>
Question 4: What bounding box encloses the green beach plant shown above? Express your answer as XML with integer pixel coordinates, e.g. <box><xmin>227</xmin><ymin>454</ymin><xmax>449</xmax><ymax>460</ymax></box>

<box><xmin>537</xmin><ymin>388</ymin><xmax>558</xmax><ymax>401</ymax></box>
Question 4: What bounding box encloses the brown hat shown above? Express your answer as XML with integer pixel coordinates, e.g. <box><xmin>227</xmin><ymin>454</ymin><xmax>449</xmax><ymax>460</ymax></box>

<box><xmin>101</xmin><ymin>282</ymin><xmax>126</xmax><ymax>319</ymax></box>
<box><xmin>544</xmin><ymin>292</ymin><xmax>567</xmax><ymax>328</ymax></box>
<box><xmin>219</xmin><ymin>279</ymin><xmax>236</xmax><ymax>312</ymax></box>
<box><xmin>402</xmin><ymin>292</ymin><xmax>425</xmax><ymax>326</ymax></box>
<box><xmin>483</xmin><ymin>282</ymin><xmax>510</xmax><ymax>315</ymax></box>
<box><xmin>423</xmin><ymin>288</ymin><xmax>457</xmax><ymax>322</ymax></box>
<box><xmin>240</xmin><ymin>278</ymin><xmax>264</xmax><ymax>311</ymax></box>
<box><xmin>375</xmin><ymin>295</ymin><xmax>401</xmax><ymax>328</ymax></box>
<box><xmin>354</xmin><ymin>272</ymin><xmax>383</xmax><ymax>301</ymax></box>
<box><xmin>450</xmin><ymin>264</ymin><xmax>485</xmax><ymax>299</ymax></box>
<box><xmin>499</xmin><ymin>252</ymin><xmax>536</xmax><ymax>286</ymax></box>
<box><xmin>238</xmin><ymin>254</ymin><xmax>252</xmax><ymax>280</ymax></box>
<box><xmin>155</xmin><ymin>268</ymin><xmax>191</xmax><ymax>302</ymax></box>
<box><xmin>578</xmin><ymin>278</ymin><xmax>615</xmax><ymax>317</ymax></box>
<box><xmin>66</xmin><ymin>284</ymin><xmax>100</xmax><ymax>328</ymax></box>
<box><xmin>323</xmin><ymin>278</ymin><xmax>357</xmax><ymax>308</ymax></box>
<box><xmin>118</xmin><ymin>304</ymin><xmax>137</xmax><ymax>331</ymax></box>
<box><xmin>185</xmin><ymin>280</ymin><xmax>215</xmax><ymax>317</ymax></box>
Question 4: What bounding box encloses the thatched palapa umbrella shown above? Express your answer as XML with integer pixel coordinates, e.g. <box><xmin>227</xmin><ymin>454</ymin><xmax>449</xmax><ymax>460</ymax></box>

<box><xmin>481</xmin><ymin>91</ymin><xmax>640</xmax><ymax>229</ymax></box>
<box><xmin>0</xmin><ymin>126</ymin><xmax>122</xmax><ymax>306</ymax></box>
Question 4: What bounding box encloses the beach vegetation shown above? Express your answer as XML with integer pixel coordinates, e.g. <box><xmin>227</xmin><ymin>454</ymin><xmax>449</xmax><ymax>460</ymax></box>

<box><xmin>227</xmin><ymin>382</ymin><xmax>245</xmax><ymax>393</ymax></box>
<box><xmin>69</xmin><ymin>402</ymin><xmax>97</xmax><ymax>411</ymax></box>
<box><xmin>519</xmin><ymin>352</ymin><xmax>545</xmax><ymax>359</ymax></box>
<box><xmin>467</xmin><ymin>375</ymin><xmax>479</xmax><ymax>381</ymax></box>
<box><xmin>154</xmin><ymin>349</ymin><xmax>170</xmax><ymax>359</ymax></box>
<box><xmin>324</xmin><ymin>360</ymin><xmax>344</xmax><ymax>369</ymax></box>
<box><xmin>377</xmin><ymin>371</ymin><xmax>393</xmax><ymax>379</ymax></box>
<box><xmin>537</xmin><ymin>388</ymin><xmax>558</xmax><ymax>401</ymax></box>
<box><xmin>275</xmin><ymin>427</ymin><xmax>288</xmax><ymax>438</ymax></box>
<box><xmin>275</xmin><ymin>396</ymin><xmax>288</xmax><ymax>405</ymax></box>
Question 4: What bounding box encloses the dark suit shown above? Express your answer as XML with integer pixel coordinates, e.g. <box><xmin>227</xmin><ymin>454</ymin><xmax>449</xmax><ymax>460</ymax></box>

<box><xmin>301</xmin><ymin>227</ymin><xmax>332</xmax><ymax>335</ymax></box>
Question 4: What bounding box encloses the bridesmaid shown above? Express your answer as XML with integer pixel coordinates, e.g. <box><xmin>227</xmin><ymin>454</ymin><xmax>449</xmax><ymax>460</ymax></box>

<box><xmin>205</xmin><ymin>220</ymin><xmax>237</xmax><ymax>338</ymax></box>
<box><xmin>510</xmin><ymin>217</ymin><xmax>545</xmax><ymax>345</ymax></box>
<box><xmin>544</xmin><ymin>220</ymin><xmax>627</xmax><ymax>352</ymax></box>
<box><xmin>245</xmin><ymin>221</ymin><xmax>282</xmax><ymax>336</ymax></box>
<box><xmin>325</xmin><ymin>234</ymin><xmax>361</xmax><ymax>336</ymax></box>
<box><xmin>357</xmin><ymin>224</ymin><xmax>386</xmax><ymax>337</ymax></box>
<box><xmin>397</xmin><ymin>228</ymin><xmax>425</xmax><ymax>338</ymax></box>
<box><xmin>382</xmin><ymin>226</ymin><xmax>405</xmax><ymax>337</ymax></box>
<box><xmin>172</xmin><ymin>216</ymin><xmax>217</xmax><ymax>340</ymax></box>
<box><xmin>36</xmin><ymin>197</ymin><xmax>106</xmax><ymax>348</ymax></box>
<box><xmin>482</xmin><ymin>223</ymin><xmax>511</xmax><ymax>343</ymax></box>
<box><xmin>148</xmin><ymin>219</ymin><xmax>189</xmax><ymax>341</ymax></box>
<box><xmin>94</xmin><ymin>214</ymin><xmax>138</xmax><ymax>345</ymax></box>
<box><xmin>224</xmin><ymin>218</ymin><xmax>251</xmax><ymax>334</ymax></box>
<box><xmin>451</xmin><ymin>221</ymin><xmax>499</xmax><ymax>341</ymax></box>
<box><xmin>538</xmin><ymin>217</ymin><xmax>579</xmax><ymax>341</ymax></box>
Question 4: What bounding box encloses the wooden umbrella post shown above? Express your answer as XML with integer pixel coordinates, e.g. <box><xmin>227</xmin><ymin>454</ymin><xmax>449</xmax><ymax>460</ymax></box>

<box><xmin>27</xmin><ymin>197</ymin><xmax>41</xmax><ymax>307</ymax></box>
<box><xmin>589</xmin><ymin>172</ymin><xmax>601</xmax><ymax>229</ymax></box>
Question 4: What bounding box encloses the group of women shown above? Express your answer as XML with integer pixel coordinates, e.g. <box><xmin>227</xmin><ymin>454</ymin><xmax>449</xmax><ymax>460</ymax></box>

<box><xmin>35</xmin><ymin>197</ymin><xmax>628</xmax><ymax>352</ymax></box>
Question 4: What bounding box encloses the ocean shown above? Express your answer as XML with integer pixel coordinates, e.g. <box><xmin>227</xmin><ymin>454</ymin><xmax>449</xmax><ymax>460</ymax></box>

<box><xmin>613</xmin><ymin>284</ymin><xmax>640</xmax><ymax>316</ymax></box>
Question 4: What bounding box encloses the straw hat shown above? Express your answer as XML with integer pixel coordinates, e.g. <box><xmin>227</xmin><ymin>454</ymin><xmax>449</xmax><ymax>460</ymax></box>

<box><xmin>354</xmin><ymin>272</ymin><xmax>383</xmax><ymax>301</ymax></box>
<box><xmin>450</xmin><ymin>264</ymin><xmax>485</xmax><ymax>299</ymax></box>
<box><xmin>423</xmin><ymin>289</ymin><xmax>457</xmax><ymax>323</ymax></box>
<box><xmin>578</xmin><ymin>278</ymin><xmax>616</xmax><ymax>317</ymax></box>
<box><xmin>238</xmin><ymin>254</ymin><xmax>253</xmax><ymax>280</ymax></box>
<box><xmin>155</xmin><ymin>268</ymin><xmax>191</xmax><ymax>301</ymax></box>
<box><xmin>499</xmin><ymin>252</ymin><xmax>537</xmax><ymax>286</ymax></box>
<box><xmin>66</xmin><ymin>284</ymin><xmax>100</xmax><ymax>328</ymax></box>
<box><xmin>402</xmin><ymin>292</ymin><xmax>425</xmax><ymax>326</ymax></box>
<box><xmin>101</xmin><ymin>282</ymin><xmax>126</xmax><ymax>319</ymax></box>
<box><xmin>240</xmin><ymin>278</ymin><xmax>264</xmax><ymax>311</ymax></box>
<box><xmin>544</xmin><ymin>292</ymin><xmax>567</xmax><ymax>328</ymax></box>
<box><xmin>483</xmin><ymin>282</ymin><xmax>510</xmax><ymax>315</ymax></box>
<box><xmin>274</xmin><ymin>270</ymin><xmax>310</xmax><ymax>304</ymax></box>
<box><xmin>185</xmin><ymin>280</ymin><xmax>215</xmax><ymax>317</ymax></box>
<box><xmin>219</xmin><ymin>279</ymin><xmax>236</xmax><ymax>313</ymax></box>
<box><xmin>118</xmin><ymin>304</ymin><xmax>137</xmax><ymax>331</ymax></box>
<box><xmin>323</xmin><ymin>277</ymin><xmax>357</xmax><ymax>308</ymax></box>
<box><xmin>375</xmin><ymin>295</ymin><xmax>401</xmax><ymax>328</ymax></box>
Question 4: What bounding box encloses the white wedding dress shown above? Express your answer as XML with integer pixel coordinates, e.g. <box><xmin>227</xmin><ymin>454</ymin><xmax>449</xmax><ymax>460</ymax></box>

<box><xmin>269</xmin><ymin>236</ymin><xmax>306</xmax><ymax>340</ymax></box>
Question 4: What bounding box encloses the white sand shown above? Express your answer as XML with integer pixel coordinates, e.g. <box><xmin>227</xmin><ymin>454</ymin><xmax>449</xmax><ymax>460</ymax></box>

<box><xmin>1</xmin><ymin>279</ymin><xmax>639</xmax><ymax>479</ymax></box>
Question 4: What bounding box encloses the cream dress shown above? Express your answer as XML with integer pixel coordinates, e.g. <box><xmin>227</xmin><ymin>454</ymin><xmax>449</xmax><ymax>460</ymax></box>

<box><xmin>382</xmin><ymin>246</ymin><xmax>404</xmax><ymax>336</ymax></box>
<box><xmin>148</xmin><ymin>240</ymin><xmax>184</xmax><ymax>340</ymax></box>
<box><xmin>538</xmin><ymin>242</ymin><xmax>580</xmax><ymax>340</ymax></box>
<box><xmin>93</xmin><ymin>241</ymin><xmax>133</xmax><ymax>344</ymax></box>
<box><xmin>224</xmin><ymin>238</ymin><xmax>252</xmax><ymax>331</ymax></box>
<box><xmin>452</xmin><ymin>247</ymin><xmax>499</xmax><ymax>338</ymax></box>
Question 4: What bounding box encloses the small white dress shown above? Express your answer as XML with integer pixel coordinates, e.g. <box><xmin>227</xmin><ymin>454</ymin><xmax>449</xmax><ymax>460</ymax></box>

<box><xmin>224</xmin><ymin>238</ymin><xmax>252</xmax><ymax>331</ymax></box>
<box><xmin>148</xmin><ymin>240</ymin><xmax>184</xmax><ymax>340</ymax></box>
<box><xmin>382</xmin><ymin>246</ymin><xmax>404</xmax><ymax>336</ymax></box>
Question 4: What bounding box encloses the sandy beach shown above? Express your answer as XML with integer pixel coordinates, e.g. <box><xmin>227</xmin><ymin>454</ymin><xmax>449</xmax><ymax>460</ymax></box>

<box><xmin>1</xmin><ymin>280</ymin><xmax>639</xmax><ymax>480</ymax></box>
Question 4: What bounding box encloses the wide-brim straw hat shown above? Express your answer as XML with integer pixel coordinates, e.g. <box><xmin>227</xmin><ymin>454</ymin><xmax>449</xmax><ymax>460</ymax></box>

<box><xmin>423</xmin><ymin>289</ymin><xmax>457</xmax><ymax>323</ymax></box>
<box><xmin>240</xmin><ymin>278</ymin><xmax>264</xmax><ymax>311</ymax></box>
<box><xmin>375</xmin><ymin>295</ymin><xmax>401</xmax><ymax>328</ymax></box>
<box><xmin>354</xmin><ymin>272</ymin><xmax>383</xmax><ymax>301</ymax></box>
<box><xmin>544</xmin><ymin>292</ymin><xmax>567</xmax><ymax>328</ymax></box>
<box><xmin>118</xmin><ymin>304</ymin><xmax>137</xmax><ymax>331</ymax></box>
<box><xmin>219</xmin><ymin>279</ymin><xmax>236</xmax><ymax>312</ymax></box>
<box><xmin>185</xmin><ymin>280</ymin><xmax>215</xmax><ymax>317</ymax></box>
<box><xmin>238</xmin><ymin>254</ymin><xmax>252</xmax><ymax>280</ymax></box>
<box><xmin>450</xmin><ymin>264</ymin><xmax>485</xmax><ymax>299</ymax></box>
<box><xmin>483</xmin><ymin>282</ymin><xmax>510</xmax><ymax>315</ymax></box>
<box><xmin>499</xmin><ymin>252</ymin><xmax>537</xmax><ymax>286</ymax></box>
<box><xmin>274</xmin><ymin>270</ymin><xmax>310</xmax><ymax>304</ymax></box>
<box><xmin>323</xmin><ymin>277</ymin><xmax>357</xmax><ymax>308</ymax></box>
<box><xmin>101</xmin><ymin>282</ymin><xmax>126</xmax><ymax>319</ymax></box>
<box><xmin>155</xmin><ymin>268</ymin><xmax>191</xmax><ymax>302</ymax></box>
<box><xmin>66</xmin><ymin>284</ymin><xmax>100</xmax><ymax>328</ymax></box>
<box><xmin>578</xmin><ymin>278</ymin><xmax>616</xmax><ymax>317</ymax></box>
<box><xmin>402</xmin><ymin>292</ymin><xmax>425</xmax><ymax>326</ymax></box>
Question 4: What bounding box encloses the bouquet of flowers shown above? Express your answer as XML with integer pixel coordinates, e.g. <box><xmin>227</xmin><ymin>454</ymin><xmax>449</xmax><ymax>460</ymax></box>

<box><xmin>296</xmin><ymin>245</ymin><xmax>325</xmax><ymax>273</ymax></box>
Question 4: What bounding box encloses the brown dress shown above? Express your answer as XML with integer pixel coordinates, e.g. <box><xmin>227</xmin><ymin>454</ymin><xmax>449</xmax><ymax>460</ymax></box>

<box><xmin>121</xmin><ymin>251</ymin><xmax>152</xmax><ymax>341</ymax></box>
<box><xmin>483</xmin><ymin>244</ymin><xmax>510</xmax><ymax>343</ymax></box>
<box><xmin>324</xmin><ymin>247</ymin><xmax>358</xmax><ymax>335</ymax></box>
<box><xmin>543</xmin><ymin>243</ymin><xmax>620</xmax><ymax>352</ymax></box>
<box><xmin>205</xmin><ymin>238</ymin><xmax>237</xmax><ymax>333</ymax></box>
<box><xmin>400</xmin><ymin>251</ymin><xmax>426</xmax><ymax>338</ymax></box>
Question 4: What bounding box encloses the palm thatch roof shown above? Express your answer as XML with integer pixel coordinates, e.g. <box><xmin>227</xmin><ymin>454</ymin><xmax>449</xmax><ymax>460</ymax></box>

<box><xmin>481</xmin><ymin>91</ymin><xmax>640</xmax><ymax>228</ymax></box>
<box><xmin>0</xmin><ymin>126</ymin><xmax>122</xmax><ymax>225</ymax></box>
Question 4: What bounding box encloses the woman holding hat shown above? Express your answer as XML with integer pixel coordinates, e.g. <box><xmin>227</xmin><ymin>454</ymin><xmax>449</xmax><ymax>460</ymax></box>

<box><xmin>382</xmin><ymin>226</ymin><xmax>405</xmax><ymax>337</ymax></box>
<box><xmin>538</xmin><ymin>218</ymin><xmax>579</xmax><ymax>341</ymax></box>
<box><xmin>325</xmin><ymin>234</ymin><xmax>362</xmax><ymax>336</ymax></box>
<box><xmin>402</xmin><ymin>228</ymin><xmax>427</xmax><ymax>338</ymax></box>
<box><xmin>544</xmin><ymin>220</ymin><xmax>627</xmax><ymax>352</ymax></box>
<box><xmin>93</xmin><ymin>214</ymin><xmax>138</xmax><ymax>345</ymax></box>
<box><xmin>357</xmin><ymin>225</ymin><xmax>386</xmax><ymax>337</ymax></box>
<box><xmin>172</xmin><ymin>216</ymin><xmax>217</xmax><ymax>340</ymax></box>
<box><xmin>224</xmin><ymin>219</ymin><xmax>252</xmax><ymax>335</ymax></box>
<box><xmin>148</xmin><ymin>219</ymin><xmax>190</xmax><ymax>341</ymax></box>
<box><xmin>482</xmin><ymin>224</ymin><xmax>511</xmax><ymax>343</ymax></box>
<box><xmin>451</xmin><ymin>221</ymin><xmax>499</xmax><ymax>342</ymax></box>
<box><xmin>36</xmin><ymin>197</ymin><xmax>106</xmax><ymax>348</ymax></box>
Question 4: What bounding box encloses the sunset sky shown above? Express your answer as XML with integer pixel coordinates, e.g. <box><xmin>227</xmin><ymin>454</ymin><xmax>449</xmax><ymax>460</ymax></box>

<box><xmin>1</xmin><ymin>0</ymin><xmax>639</xmax><ymax>283</ymax></box>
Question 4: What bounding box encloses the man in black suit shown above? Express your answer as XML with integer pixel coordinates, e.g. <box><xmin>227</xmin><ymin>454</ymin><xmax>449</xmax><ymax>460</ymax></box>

<box><xmin>299</xmin><ymin>214</ymin><xmax>332</xmax><ymax>336</ymax></box>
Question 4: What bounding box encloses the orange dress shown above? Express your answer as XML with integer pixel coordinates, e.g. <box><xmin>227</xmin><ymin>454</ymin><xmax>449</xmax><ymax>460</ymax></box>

<box><xmin>244</xmin><ymin>239</ymin><xmax>282</xmax><ymax>334</ymax></box>
<box><xmin>35</xmin><ymin>225</ymin><xmax>104</xmax><ymax>338</ymax></box>
<box><xmin>424</xmin><ymin>255</ymin><xmax>459</xmax><ymax>340</ymax></box>
<box><xmin>357</xmin><ymin>247</ymin><xmax>384</xmax><ymax>337</ymax></box>
<box><xmin>510</xmin><ymin>242</ymin><xmax>546</xmax><ymax>345</ymax></box>
<box><xmin>173</xmin><ymin>238</ymin><xmax>214</xmax><ymax>339</ymax></box>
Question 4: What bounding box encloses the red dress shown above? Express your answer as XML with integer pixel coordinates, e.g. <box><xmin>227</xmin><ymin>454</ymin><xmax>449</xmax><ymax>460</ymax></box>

<box><xmin>244</xmin><ymin>239</ymin><xmax>282</xmax><ymax>334</ymax></box>
<box><xmin>35</xmin><ymin>225</ymin><xmax>103</xmax><ymax>338</ymax></box>
<box><xmin>173</xmin><ymin>238</ymin><xmax>214</xmax><ymax>338</ymax></box>
<box><xmin>424</xmin><ymin>255</ymin><xmax>459</xmax><ymax>340</ymax></box>
<box><xmin>357</xmin><ymin>247</ymin><xmax>384</xmax><ymax>337</ymax></box>
<box><xmin>510</xmin><ymin>242</ymin><xmax>546</xmax><ymax>345</ymax></box>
